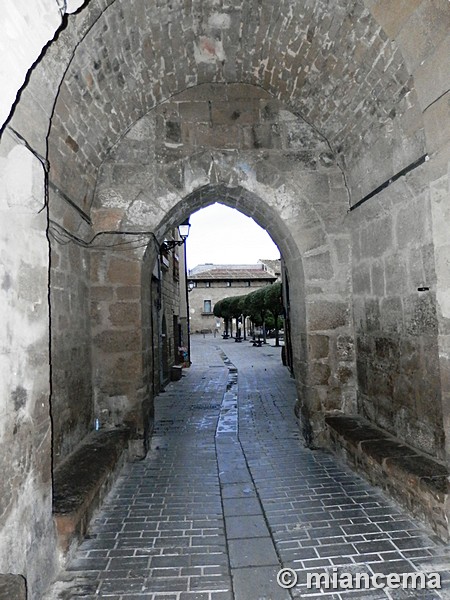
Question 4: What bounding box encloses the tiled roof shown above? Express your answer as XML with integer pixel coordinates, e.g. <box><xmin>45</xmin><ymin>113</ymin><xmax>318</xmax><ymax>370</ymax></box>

<box><xmin>189</xmin><ymin>268</ymin><xmax>276</xmax><ymax>281</ymax></box>
<box><xmin>259</xmin><ymin>259</ymin><xmax>281</xmax><ymax>274</ymax></box>
<box><xmin>189</xmin><ymin>263</ymin><xmax>267</xmax><ymax>275</ymax></box>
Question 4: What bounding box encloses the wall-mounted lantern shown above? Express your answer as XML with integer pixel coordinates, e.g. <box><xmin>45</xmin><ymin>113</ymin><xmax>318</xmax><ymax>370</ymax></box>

<box><xmin>161</xmin><ymin>219</ymin><xmax>191</xmax><ymax>251</ymax></box>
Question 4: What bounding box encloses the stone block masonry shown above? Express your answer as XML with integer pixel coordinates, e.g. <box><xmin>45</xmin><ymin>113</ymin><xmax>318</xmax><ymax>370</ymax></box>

<box><xmin>350</xmin><ymin>169</ymin><xmax>444</xmax><ymax>460</ymax></box>
<box><xmin>0</xmin><ymin>575</ymin><xmax>27</xmax><ymax>600</ymax></box>
<box><xmin>90</xmin><ymin>245</ymin><xmax>146</xmax><ymax>432</ymax></box>
<box><xmin>1</xmin><ymin>2</ymin><xmax>450</xmax><ymax>597</ymax></box>
<box><xmin>95</xmin><ymin>83</ymin><xmax>356</xmax><ymax>446</ymax></box>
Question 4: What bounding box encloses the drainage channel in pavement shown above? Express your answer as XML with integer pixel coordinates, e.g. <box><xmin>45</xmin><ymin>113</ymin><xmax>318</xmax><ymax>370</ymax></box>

<box><xmin>215</xmin><ymin>350</ymin><xmax>291</xmax><ymax>600</ymax></box>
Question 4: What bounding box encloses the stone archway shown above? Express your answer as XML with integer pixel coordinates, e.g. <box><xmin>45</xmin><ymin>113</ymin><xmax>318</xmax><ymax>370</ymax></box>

<box><xmin>87</xmin><ymin>85</ymin><xmax>355</xmax><ymax>456</ymax></box>
<box><xmin>1</xmin><ymin>1</ymin><xmax>449</xmax><ymax>595</ymax></box>
<box><xmin>90</xmin><ymin>170</ymin><xmax>355</xmax><ymax>457</ymax></box>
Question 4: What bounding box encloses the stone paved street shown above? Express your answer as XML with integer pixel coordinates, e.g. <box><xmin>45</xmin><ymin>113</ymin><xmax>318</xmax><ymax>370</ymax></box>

<box><xmin>45</xmin><ymin>337</ymin><xmax>450</xmax><ymax>600</ymax></box>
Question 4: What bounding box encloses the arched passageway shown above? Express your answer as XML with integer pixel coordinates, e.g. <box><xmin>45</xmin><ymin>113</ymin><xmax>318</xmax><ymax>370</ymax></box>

<box><xmin>86</xmin><ymin>83</ymin><xmax>354</xmax><ymax>452</ymax></box>
<box><xmin>44</xmin><ymin>335</ymin><xmax>450</xmax><ymax>600</ymax></box>
<box><xmin>1</xmin><ymin>1</ymin><xmax>449</xmax><ymax>596</ymax></box>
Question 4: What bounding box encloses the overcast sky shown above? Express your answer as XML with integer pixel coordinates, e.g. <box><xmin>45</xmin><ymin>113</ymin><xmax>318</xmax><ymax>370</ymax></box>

<box><xmin>185</xmin><ymin>203</ymin><xmax>280</xmax><ymax>271</ymax></box>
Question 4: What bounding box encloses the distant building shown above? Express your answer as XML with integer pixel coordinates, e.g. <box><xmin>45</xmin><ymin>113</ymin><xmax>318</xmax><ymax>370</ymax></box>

<box><xmin>187</xmin><ymin>263</ymin><xmax>278</xmax><ymax>334</ymax></box>
<box><xmin>258</xmin><ymin>258</ymin><xmax>282</xmax><ymax>281</ymax></box>
<box><xmin>150</xmin><ymin>229</ymin><xmax>190</xmax><ymax>389</ymax></box>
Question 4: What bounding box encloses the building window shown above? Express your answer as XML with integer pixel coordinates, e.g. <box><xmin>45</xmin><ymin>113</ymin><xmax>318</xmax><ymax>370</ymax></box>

<box><xmin>160</xmin><ymin>246</ymin><xmax>170</xmax><ymax>269</ymax></box>
<box><xmin>226</xmin><ymin>281</ymin><xmax>231</xmax><ymax>287</ymax></box>
<box><xmin>203</xmin><ymin>300</ymin><xmax>212</xmax><ymax>313</ymax></box>
<box><xmin>173</xmin><ymin>253</ymin><xmax>179</xmax><ymax>281</ymax></box>
<box><xmin>246</xmin><ymin>281</ymin><xmax>251</xmax><ymax>287</ymax></box>
<box><xmin>205</xmin><ymin>281</ymin><xmax>211</xmax><ymax>287</ymax></box>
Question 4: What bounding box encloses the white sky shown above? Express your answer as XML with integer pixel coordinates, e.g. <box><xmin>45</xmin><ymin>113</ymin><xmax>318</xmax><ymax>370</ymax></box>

<box><xmin>185</xmin><ymin>203</ymin><xmax>280</xmax><ymax>271</ymax></box>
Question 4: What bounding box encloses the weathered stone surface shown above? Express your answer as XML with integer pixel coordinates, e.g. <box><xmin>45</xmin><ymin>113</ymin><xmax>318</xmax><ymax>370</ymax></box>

<box><xmin>308</xmin><ymin>301</ymin><xmax>349</xmax><ymax>331</ymax></box>
<box><xmin>308</xmin><ymin>335</ymin><xmax>329</xmax><ymax>359</ymax></box>
<box><xmin>336</xmin><ymin>334</ymin><xmax>354</xmax><ymax>361</ymax></box>
<box><xmin>310</xmin><ymin>362</ymin><xmax>331</xmax><ymax>386</ymax></box>
<box><xmin>93</xmin><ymin>330</ymin><xmax>141</xmax><ymax>353</ymax></box>
<box><xmin>116</xmin><ymin>286</ymin><xmax>141</xmax><ymax>300</ymax></box>
<box><xmin>107</xmin><ymin>258</ymin><xmax>141</xmax><ymax>286</ymax></box>
<box><xmin>53</xmin><ymin>429</ymin><xmax>130</xmax><ymax>553</ymax></box>
<box><xmin>0</xmin><ymin>574</ymin><xmax>27</xmax><ymax>600</ymax></box>
<box><xmin>368</xmin><ymin>0</ymin><xmax>423</xmax><ymax>39</ymax></box>
<box><xmin>303</xmin><ymin>251</ymin><xmax>333</xmax><ymax>280</ymax></box>
<box><xmin>404</xmin><ymin>293</ymin><xmax>438</xmax><ymax>336</ymax></box>
<box><xmin>396</xmin><ymin>0</ymin><xmax>450</xmax><ymax>72</ymax></box>
<box><xmin>353</xmin><ymin>264</ymin><xmax>371</xmax><ymax>295</ymax></box>
<box><xmin>336</xmin><ymin>365</ymin><xmax>353</xmax><ymax>384</ymax></box>
<box><xmin>414</xmin><ymin>34</ymin><xmax>450</xmax><ymax>111</ymax></box>
<box><xmin>2</xmin><ymin>1</ymin><xmax>450</xmax><ymax>597</ymax></box>
<box><xmin>92</xmin><ymin>208</ymin><xmax>125</xmax><ymax>232</ymax></box>
<box><xmin>109</xmin><ymin>302</ymin><xmax>140</xmax><ymax>326</ymax></box>
<box><xmin>361</xmin><ymin>216</ymin><xmax>394</xmax><ymax>259</ymax></box>
<box><xmin>0</xmin><ymin>0</ymin><xmax>68</xmax><ymax>128</ymax></box>
<box><xmin>90</xmin><ymin>286</ymin><xmax>114</xmax><ymax>301</ymax></box>
<box><xmin>110</xmin><ymin>353</ymin><xmax>143</xmax><ymax>381</ymax></box>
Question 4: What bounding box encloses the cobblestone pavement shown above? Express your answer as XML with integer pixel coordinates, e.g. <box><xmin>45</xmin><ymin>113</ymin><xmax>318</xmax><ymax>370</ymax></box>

<box><xmin>45</xmin><ymin>336</ymin><xmax>450</xmax><ymax>600</ymax></box>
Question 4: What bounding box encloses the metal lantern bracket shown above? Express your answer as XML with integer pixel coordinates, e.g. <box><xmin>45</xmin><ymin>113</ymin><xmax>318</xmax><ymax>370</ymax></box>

<box><xmin>161</xmin><ymin>219</ymin><xmax>191</xmax><ymax>251</ymax></box>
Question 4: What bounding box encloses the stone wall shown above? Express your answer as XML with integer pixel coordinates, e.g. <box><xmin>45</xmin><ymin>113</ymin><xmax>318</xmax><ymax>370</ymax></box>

<box><xmin>49</xmin><ymin>189</ymin><xmax>93</xmax><ymax>465</ymax></box>
<box><xmin>160</xmin><ymin>254</ymin><xmax>183</xmax><ymax>376</ymax></box>
<box><xmin>141</xmin><ymin>239</ymin><xmax>189</xmax><ymax>447</ymax></box>
<box><xmin>0</xmin><ymin>1</ymin><xmax>449</xmax><ymax>595</ymax></box>
<box><xmin>350</xmin><ymin>163</ymin><xmax>443</xmax><ymax>459</ymax></box>
<box><xmin>88</xmin><ymin>228</ymin><xmax>187</xmax><ymax>446</ymax></box>
<box><xmin>346</xmin><ymin>0</ymin><xmax>450</xmax><ymax>462</ymax></box>
<box><xmin>430</xmin><ymin>158</ymin><xmax>450</xmax><ymax>463</ymax></box>
<box><xmin>90</xmin><ymin>244</ymin><xmax>145</xmax><ymax>433</ymax></box>
<box><xmin>0</xmin><ymin>130</ymin><xmax>57</xmax><ymax>596</ymax></box>
<box><xmin>94</xmin><ymin>83</ymin><xmax>355</xmax><ymax>445</ymax></box>
<box><xmin>141</xmin><ymin>247</ymin><xmax>158</xmax><ymax>446</ymax></box>
<box><xmin>41</xmin><ymin>0</ymin><xmax>423</xmax><ymax>216</ymax></box>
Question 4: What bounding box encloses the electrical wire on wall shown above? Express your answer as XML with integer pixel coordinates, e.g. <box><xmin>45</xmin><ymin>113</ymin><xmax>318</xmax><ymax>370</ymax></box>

<box><xmin>47</xmin><ymin>219</ymin><xmax>160</xmax><ymax>252</ymax></box>
<box><xmin>5</xmin><ymin>124</ymin><xmax>168</xmax><ymax>255</ymax></box>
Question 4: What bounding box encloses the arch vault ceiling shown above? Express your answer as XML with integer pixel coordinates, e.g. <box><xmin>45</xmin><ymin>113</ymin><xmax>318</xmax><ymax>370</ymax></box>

<box><xmin>43</xmin><ymin>0</ymin><xmax>429</xmax><ymax>209</ymax></box>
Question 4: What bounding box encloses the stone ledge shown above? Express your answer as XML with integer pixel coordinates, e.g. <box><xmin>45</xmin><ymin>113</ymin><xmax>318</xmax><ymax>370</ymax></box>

<box><xmin>0</xmin><ymin>574</ymin><xmax>27</xmax><ymax>600</ymax></box>
<box><xmin>325</xmin><ymin>414</ymin><xmax>449</xmax><ymax>541</ymax></box>
<box><xmin>53</xmin><ymin>428</ymin><xmax>130</xmax><ymax>557</ymax></box>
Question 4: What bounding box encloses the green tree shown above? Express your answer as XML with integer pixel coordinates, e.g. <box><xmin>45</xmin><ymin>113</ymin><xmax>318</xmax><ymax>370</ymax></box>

<box><xmin>264</xmin><ymin>282</ymin><xmax>284</xmax><ymax>346</ymax></box>
<box><xmin>228</xmin><ymin>296</ymin><xmax>244</xmax><ymax>339</ymax></box>
<box><xmin>244</xmin><ymin>287</ymin><xmax>267</xmax><ymax>341</ymax></box>
<box><xmin>214</xmin><ymin>298</ymin><xmax>231</xmax><ymax>336</ymax></box>
<box><xmin>238</xmin><ymin>294</ymin><xmax>250</xmax><ymax>340</ymax></box>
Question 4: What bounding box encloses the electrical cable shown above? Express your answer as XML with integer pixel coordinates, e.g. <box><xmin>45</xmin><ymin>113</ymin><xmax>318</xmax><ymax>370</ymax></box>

<box><xmin>48</xmin><ymin>218</ymin><xmax>161</xmax><ymax>250</ymax></box>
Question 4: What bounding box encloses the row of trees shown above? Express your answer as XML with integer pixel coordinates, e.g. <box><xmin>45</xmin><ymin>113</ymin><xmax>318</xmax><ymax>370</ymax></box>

<box><xmin>213</xmin><ymin>282</ymin><xmax>284</xmax><ymax>346</ymax></box>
